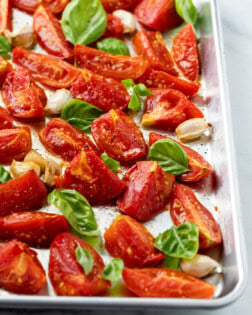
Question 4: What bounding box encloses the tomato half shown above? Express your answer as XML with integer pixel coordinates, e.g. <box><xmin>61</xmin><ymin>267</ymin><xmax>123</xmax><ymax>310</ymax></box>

<box><xmin>49</xmin><ymin>233</ymin><xmax>111</xmax><ymax>296</ymax></box>
<box><xmin>0</xmin><ymin>0</ymin><xmax>11</xmax><ymax>34</ymax></box>
<box><xmin>0</xmin><ymin>212</ymin><xmax>70</xmax><ymax>248</ymax></box>
<box><xmin>142</xmin><ymin>88</ymin><xmax>203</xmax><ymax>130</ymax></box>
<box><xmin>0</xmin><ymin>56</ymin><xmax>13</xmax><ymax>86</ymax></box>
<box><xmin>102</xmin><ymin>14</ymin><xmax>124</xmax><ymax>39</ymax></box>
<box><xmin>0</xmin><ymin>107</ymin><xmax>13</xmax><ymax>130</ymax></box>
<box><xmin>122</xmin><ymin>268</ymin><xmax>215</xmax><ymax>298</ymax></box>
<box><xmin>91</xmin><ymin>109</ymin><xmax>147</xmax><ymax>162</ymax></box>
<box><xmin>104</xmin><ymin>215</ymin><xmax>164</xmax><ymax>268</ymax></box>
<box><xmin>170</xmin><ymin>184</ymin><xmax>222</xmax><ymax>249</ymax></box>
<box><xmin>70</xmin><ymin>71</ymin><xmax>129</xmax><ymax>112</ymax></box>
<box><xmin>12</xmin><ymin>0</ymin><xmax>69</xmax><ymax>14</ymax></box>
<box><xmin>12</xmin><ymin>47</ymin><xmax>80</xmax><ymax>89</ymax></box>
<box><xmin>101</xmin><ymin>0</ymin><xmax>142</xmax><ymax>12</ymax></box>
<box><xmin>39</xmin><ymin>118</ymin><xmax>100</xmax><ymax>161</ymax></box>
<box><xmin>0</xmin><ymin>240</ymin><xmax>46</xmax><ymax>294</ymax></box>
<box><xmin>149</xmin><ymin>132</ymin><xmax>212</xmax><ymax>183</ymax></box>
<box><xmin>117</xmin><ymin>161</ymin><xmax>175</xmax><ymax>221</ymax></box>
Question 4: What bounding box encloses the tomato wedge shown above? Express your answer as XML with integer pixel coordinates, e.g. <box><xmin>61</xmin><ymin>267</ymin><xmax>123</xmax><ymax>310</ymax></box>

<box><xmin>91</xmin><ymin>109</ymin><xmax>147</xmax><ymax>162</ymax></box>
<box><xmin>149</xmin><ymin>132</ymin><xmax>212</xmax><ymax>183</ymax></box>
<box><xmin>0</xmin><ymin>0</ymin><xmax>11</xmax><ymax>34</ymax></box>
<box><xmin>104</xmin><ymin>215</ymin><xmax>164</xmax><ymax>268</ymax></box>
<box><xmin>117</xmin><ymin>161</ymin><xmax>175</xmax><ymax>221</ymax></box>
<box><xmin>44</xmin><ymin>0</ymin><xmax>70</xmax><ymax>14</ymax></box>
<box><xmin>101</xmin><ymin>0</ymin><xmax>142</xmax><ymax>12</ymax></box>
<box><xmin>0</xmin><ymin>57</ymin><xmax>13</xmax><ymax>86</ymax></box>
<box><xmin>170</xmin><ymin>184</ymin><xmax>222</xmax><ymax>249</ymax></box>
<box><xmin>102</xmin><ymin>14</ymin><xmax>124</xmax><ymax>39</ymax></box>
<box><xmin>12</xmin><ymin>0</ymin><xmax>69</xmax><ymax>15</ymax></box>
<box><xmin>122</xmin><ymin>268</ymin><xmax>215</xmax><ymax>298</ymax></box>
<box><xmin>12</xmin><ymin>47</ymin><xmax>80</xmax><ymax>89</ymax></box>
<box><xmin>0</xmin><ymin>212</ymin><xmax>70</xmax><ymax>248</ymax></box>
<box><xmin>0</xmin><ymin>107</ymin><xmax>13</xmax><ymax>130</ymax></box>
<box><xmin>33</xmin><ymin>5</ymin><xmax>73</xmax><ymax>60</ymax></box>
<box><xmin>0</xmin><ymin>240</ymin><xmax>46</xmax><ymax>294</ymax></box>
<box><xmin>49</xmin><ymin>233</ymin><xmax>111</xmax><ymax>296</ymax></box>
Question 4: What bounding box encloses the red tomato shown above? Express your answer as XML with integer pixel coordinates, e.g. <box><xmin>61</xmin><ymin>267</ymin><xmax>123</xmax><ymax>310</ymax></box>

<box><xmin>0</xmin><ymin>212</ymin><xmax>70</xmax><ymax>248</ymax></box>
<box><xmin>101</xmin><ymin>0</ymin><xmax>142</xmax><ymax>12</ymax></box>
<box><xmin>0</xmin><ymin>107</ymin><xmax>13</xmax><ymax>130</ymax></box>
<box><xmin>0</xmin><ymin>0</ymin><xmax>11</xmax><ymax>34</ymax></box>
<box><xmin>44</xmin><ymin>0</ymin><xmax>70</xmax><ymax>14</ymax></box>
<box><xmin>122</xmin><ymin>268</ymin><xmax>215</xmax><ymax>298</ymax></box>
<box><xmin>149</xmin><ymin>132</ymin><xmax>212</xmax><ymax>183</ymax></box>
<box><xmin>170</xmin><ymin>184</ymin><xmax>222</xmax><ymax>249</ymax></box>
<box><xmin>104</xmin><ymin>215</ymin><xmax>164</xmax><ymax>268</ymax></box>
<box><xmin>134</xmin><ymin>0</ymin><xmax>182</xmax><ymax>32</ymax></box>
<box><xmin>0</xmin><ymin>240</ymin><xmax>46</xmax><ymax>294</ymax></box>
<box><xmin>12</xmin><ymin>47</ymin><xmax>80</xmax><ymax>89</ymax></box>
<box><xmin>55</xmin><ymin>149</ymin><xmax>125</xmax><ymax>204</ymax></box>
<box><xmin>12</xmin><ymin>0</ymin><xmax>69</xmax><ymax>14</ymax></box>
<box><xmin>39</xmin><ymin>118</ymin><xmax>100</xmax><ymax>162</ymax></box>
<box><xmin>75</xmin><ymin>45</ymin><xmax>148</xmax><ymax>81</ymax></box>
<box><xmin>0</xmin><ymin>127</ymin><xmax>32</xmax><ymax>164</ymax></box>
<box><xmin>1</xmin><ymin>68</ymin><xmax>45</xmax><ymax>119</ymax></box>
<box><xmin>70</xmin><ymin>71</ymin><xmax>129</xmax><ymax>112</ymax></box>
<box><xmin>117</xmin><ymin>161</ymin><xmax>175</xmax><ymax>221</ymax></box>
<box><xmin>0</xmin><ymin>56</ymin><xmax>13</xmax><ymax>86</ymax></box>
<box><xmin>142</xmin><ymin>88</ymin><xmax>203</xmax><ymax>130</ymax></box>
<box><xmin>133</xmin><ymin>29</ymin><xmax>177</xmax><ymax>76</ymax></box>
<box><xmin>49</xmin><ymin>233</ymin><xmax>111</xmax><ymax>296</ymax></box>
<box><xmin>102</xmin><ymin>14</ymin><xmax>124</xmax><ymax>39</ymax></box>
<box><xmin>33</xmin><ymin>5</ymin><xmax>73</xmax><ymax>60</ymax></box>
<box><xmin>0</xmin><ymin>171</ymin><xmax>47</xmax><ymax>217</ymax></box>
<box><xmin>91</xmin><ymin>109</ymin><xmax>147</xmax><ymax>162</ymax></box>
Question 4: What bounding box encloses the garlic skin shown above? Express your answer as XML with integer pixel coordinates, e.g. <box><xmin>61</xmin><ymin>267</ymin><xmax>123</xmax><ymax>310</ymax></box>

<box><xmin>44</xmin><ymin>159</ymin><xmax>61</xmax><ymax>186</ymax></box>
<box><xmin>113</xmin><ymin>10</ymin><xmax>137</xmax><ymax>34</ymax></box>
<box><xmin>6</xmin><ymin>26</ymin><xmax>37</xmax><ymax>50</ymax></box>
<box><xmin>24</xmin><ymin>150</ymin><xmax>47</xmax><ymax>172</ymax></box>
<box><xmin>176</xmin><ymin>118</ymin><xmax>211</xmax><ymax>143</ymax></box>
<box><xmin>10</xmin><ymin>160</ymin><xmax>40</xmax><ymax>178</ymax></box>
<box><xmin>180</xmin><ymin>254</ymin><xmax>220</xmax><ymax>278</ymax></box>
<box><xmin>45</xmin><ymin>89</ymin><xmax>72</xmax><ymax>115</ymax></box>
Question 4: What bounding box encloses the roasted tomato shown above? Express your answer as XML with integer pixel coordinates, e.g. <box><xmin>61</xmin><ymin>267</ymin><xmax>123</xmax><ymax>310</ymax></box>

<box><xmin>75</xmin><ymin>45</ymin><xmax>148</xmax><ymax>81</ymax></box>
<box><xmin>133</xmin><ymin>29</ymin><xmax>177</xmax><ymax>76</ymax></box>
<box><xmin>1</xmin><ymin>68</ymin><xmax>45</xmax><ymax>119</ymax></box>
<box><xmin>0</xmin><ymin>127</ymin><xmax>32</xmax><ymax>164</ymax></box>
<box><xmin>91</xmin><ymin>109</ymin><xmax>147</xmax><ymax>162</ymax></box>
<box><xmin>55</xmin><ymin>149</ymin><xmax>125</xmax><ymax>204</ymax></box>
<box><xmin>0</xmin><ymin>171</ymin><xmax>47</xmax><ymax>217</ymax></box>
<box><xmin>49</xmin><ymin>233</ymin><xmax>111</xmax><ymax>296</ymax></box>
<box><xmin>170</xmin><ymin>185</ymin><xmax>222</xmax><ymax>249</ymax></box>
<box><xmin>70</xmin><ymin>71</ymin><xmax>129</xmax><ymax>112</ymax></box>
<box><xmin>172</xmin><ymin>24</ymin><xmax>199</xmax><ymax>82</ymax></box>
<box><xmin>12</xmin><ymin>47</ymin><xmax>80</xmax><ymax>89</ymax></box>
<box><xmin>33</xmin><ymin>5</ymin><xmax>73</xmax><ymax>60</ymax></box>
<box><xmin>149</xmin><ymin>132</ymin><xmax>212</xmax><ymax>183</ymax></box>
<box><xmin>134</xmin><ymin>0</ymin><xmax>182</xmax><ymax>32</ymax></box>
<box><xmin>0</xmin><ymin>212</ymin><xmax>70</xmax><ymax>248</ymax></box>
<box><xmin>122</xmin><ymin>268</ymin><xmax>215</xmax><ymax>298</ymax></box>
<box><xmin>142</xmin><ymin>88</ymin><xmax>203</xmax><ymax>130</ymax></box>
<box><xmin>104</xmin><ymin>215</ymin><xmax>164</xmax><ymax>268</ymax></box>
<box><xmin>137</xmin><ymin>69</ymin><xmax>200</xmax><ymax>98</ymax></box>
<box><xmin>0</xmin><ymin>0</ymin><xmax>11</xmax><ymax>34</ymax></box>
<box><xmin>44</xmin><ymin>0</ymin><xmax>69</xmax><ymax>14</ymax></box>
<box><xmin>12</xmin><ymin>0</ymin><xmax>69</xmax><ymax>15</ymax></box>
<box><xmin>102</xmin><ymin>14</ymin><xmax>124</xmax><ymax>39</ymax></box>
<box><xmin>0</xmin><ymin>240</ymin><xmax>46</xmax><ymax>294</ymax></box>
<box><xmin>0</xmin><ymin>57</ymin><xmax>13</xmax><ymax>86</ymax></box>
<box><xmin>39</xmin><ymin>118</ymin><xmax>100</xmax><ymax>161</ymax></box>
<box><xmin>0</xmin><ymin>107</ymin><xmax>13</xmax><ymax>129</ymax></box>
<box><xmin>117</xmin><ymin>161</ymin><xmax>175</xmax><ymax>221</ymax></box>
<box><xmin>101</xmin><ymin>0</ymin><xmax>142</xmax><ymax>12</ymax></box>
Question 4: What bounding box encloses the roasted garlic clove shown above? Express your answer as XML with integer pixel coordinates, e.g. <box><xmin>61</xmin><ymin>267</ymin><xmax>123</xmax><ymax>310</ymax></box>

<box><xmin>8</xmin><ymin>26</ymin><xmax>37</xmax><ymax>50</ymax></box>
<box><xmin>44</xmin><ymin>159</ymin><xmax>61</xmax><ymax>186</ymax></box>
<box><xmin>113</xmin><ymin>10</ymin><xmax>137</xmax><ymax>34</ymax></box>
<box><xmin>45</xmin><ymin>89</ymin><xmax>72</xmax><ymax>115</ymax></box>
<box><xmin>24</xmin><ymin>150</ymin><xmax>47</xmax><ymax>172</ymax></box>
<box><xmin>10</xmin><ymin>160</ymin><xmax>40</xmax><ymax>178</ymax></box>
<box><xmin>176</xmin><ymin>118</ymin><xmax>211</xmax><ymax>143</ymax></box>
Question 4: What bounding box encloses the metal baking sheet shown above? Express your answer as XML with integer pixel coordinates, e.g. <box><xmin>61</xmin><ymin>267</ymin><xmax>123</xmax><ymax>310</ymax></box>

<box><xmin>0</xmin><ymin>0</ymin><xmax>247</xmax><ymax>309</ymax></box>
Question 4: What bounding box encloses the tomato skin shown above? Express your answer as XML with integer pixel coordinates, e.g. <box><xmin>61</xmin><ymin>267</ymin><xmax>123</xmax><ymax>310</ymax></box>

<box><xmin>117</xmin><ymin>161</ymin><xmax>175</xmax><ymax>221</ymax></box>
<box><xmin>12</xmin><ymin>47</ymin><xmax>80</xmax><ymax>89</ymax></box>
<box><xmin>122</xmin><ymin>268</ymin><xmax>215</xmax><ymax>298</ymax></box>
<box><xmin>0</xmin><ymin>0</ymin><xmax>12</xmax><ymax>34</ymax></box>
<box><xmin>102</xmin><ymin>14</ymin><xmax>124</xmax><ymax>39</ymax></box>
<box><xmin>170</xmin><ymin>185</ymin><xmax>222</xmax><ymax>249</ymax></box>
<box><xmin>0</xmin><ymin>57</ymin><xmax>13</xmax><ymax>86</ymax></box>
<box><xmin>0</xmin><ymin>212</ymin><xmax>70</xmax><ymax>248</ymax></box>
<box><xmin>75</xmin><ymin>45</ymin><xmax>149</xmax><ymax>81</ymax></box>
<box><xmin>0</xmin><ymin>107</ymin><xmax>13</xmax><ymax>130</ymax></box>
<box><xmin>39</xmin><ymin>118</ymin><xmax>100</xmax><ymax>162</ymax></box>
<box><xmin>0</xmin><ymin>240</ymin><xmax>46</xmax><ymax>294</ymax></box>
<box><xmin>149</xmin><ymin>132</ymin><xmax>212</xmax><ymax>183</ymax></box>
<box><xmin>12</xmin><ymin>0</ymin><xmax>69</xmax><ymax>15</ymax></box>
<box><xmin>91</xmin><ymin>109</ymin><xmax>147</xmax><ymax>162</ymax></box>
<box><xmin>70</xmin><ymin>71</ymin><xmax>129</xmax><ymax>112</ymax></box>
<box><xmin>142</xmin><ymin>88</ymin><xmax>203</xmax><ymax>131</ymax></box>
<box><xmin>101</xmin><ymin>0</ymin><xmax>142</xmax><ymax>12</ymax></box>
<box><xmin>172</xmin><ymin>24</ymin><xmax>199</xmax><ymax>82</ymax></box>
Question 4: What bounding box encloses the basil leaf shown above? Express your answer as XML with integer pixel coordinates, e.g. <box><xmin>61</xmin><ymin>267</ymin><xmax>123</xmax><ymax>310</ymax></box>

<box><xmin>128</xmin><ymin>87</ymin><xmax>141</xmax><ymax>111</ymax></box>
<box><xmin>101</xmin><ymin>153</ymin><xmax>120</xmax><ymax>173</ymax></box>
<box><xmin>102</xmin><ymin>258</ymin><xmax>124</xmax><ymax>281</ymax></box>
<box><xmin>61</xmin><ymin>99</ymin><xmax>104</xmax><ymax>133</ymax></box>
<box><xmin>122</xmin><ymin>79</ymin><xmax>135</xmax><ymax>89</ymax></box>
<box><xmin>148</xmin><ymin>139</ymin><xmax>190</xmax><ymax>176</ymax></box>
<box><xmin>97</xmin><ymin>38</ymin><xmax>129</xmax><ymax>56</ymax></box>
<box><xmin>75</xmin><ymin>244</ymin><xmax>94</xmax><ymax>275</ymax></box>
<box><xmin>48</xmin><ymin>189</ymin><xmax>99</xmax><ymax>237</ymax></box>
<box><xmin>154</xmin><ymin>222</ymin><xmax>199</xmax><ymax>259</ymax></box>
<box><xmin>0</xmin><ymin>35</ymin><xmax>11</xmax><ymax>59</ymax></box>
<box><xmin>135</xmin><ymin>84</ymin><xmax>153</xmax><ymax>97</ymax></box>
<box><xmin>162</xmin><ymin>255</ymin><xmax>180</xmax><ymax>270</ymax></box>
<box><xmin>0</xmin><ymin>166</ymin><xmax>11</xmax><ymax>183</ymax></box>
<box><xmin>175</xmin><ymin>0</ymin><xmax>198</xmax><ymax>25</ymax></box>
<box><xmin>62</xmin><ymin>0</ymin><xmax>107</xmax><ymax>46</ymax></box>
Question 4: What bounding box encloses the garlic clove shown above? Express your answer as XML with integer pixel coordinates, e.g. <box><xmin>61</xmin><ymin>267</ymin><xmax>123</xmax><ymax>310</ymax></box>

<box><xmin>176</xmin><ymin>118</ymin><xmax>211</xmax><ymax>143</ymax></box>
<box><xmin>10</xmin><ymin>160</ymin><xmax>40</xmax><ymax>178</ymax></box>
<box><xmin>9</xmin><ymin>26</ymin><xmax>37</xmax><ymax>50</ymax></box>
<box><xmin>43</xmin><ymin>158</ymin><xmax>61</xmax><ymax>186</ymax></box>
<box><xmin>24</xmin><ymin>150</ymin><xmax>47</xmax><ymax>172</ymax></box>
<box><xmin>45</xmin><ymin>89</ymin><xmax>72</xmax><ymax>115</ymax></box>
<box><xmin>112</xmin><ymin>10</ymin><xmax>137</xmax><ymax>34</ymax></box>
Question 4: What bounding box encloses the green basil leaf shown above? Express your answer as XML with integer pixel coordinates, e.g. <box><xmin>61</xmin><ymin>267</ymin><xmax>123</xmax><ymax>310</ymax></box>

<box><xmin>175</xmin><ymin>0</ymin><xmax>198</xmax><ymax>25</ymax></box>
<box><xmin>128</xmin><ymin>87</ymin><xmax>141</xmax><ymax>111</ymax></box>
<box><xmin>97</xmin><ymin>38</ymin><xmax>129</xmax><ymax>56</ymax></box>
<box><xmin>62</xmin><ymin>0</ymin><xmax>107</xmax><ymax>46</ymax></box>
<box><xmin>102</xmin><ymin>258</ymin><xmax>124</xmax><ymax>281</ymax></box>
<box><xmin>0</xmin><ymin>35</ymin><xmax>11</xmax><ymax>59</ymax></box>
<box><xmin>148</xmin><ymin>139</ymin><xmax>190</xmax><ymax>176</ymax></box>
<box><xmin>154</xmin><ymin>222</ymin><xmax>199</xmax><ymax>259</ymax></box>
<box><xmin>48</xmin><ymin>189</ymin><xmax>99</xmax><ymax>237</ymax></box>
<box><xmin>75</xmin><ymin>244</ymin><xmax>94</xmax><ymax>275</ymax></box>
<box><xmin>162</xmin><ymin>255</ymin><xmax>180</xmax><ymax>270</ymax></box>
<box><xmin>101</xmin><ymin>153</ymin><xmax>120</xmax><ymax>173</ymax></box>
<box><xmin>135</xmin><ymin>83</ymin><xmax>152</xmax><ymax>97</ymax></box>
<box><xmin>122</xmin><ymin>79</ymin><xmax>135</xmax><ymax>90</ymax></box>
<box><xmin>0</xmin><ymin>166</ymin><xmax>11</xmax><ymax>183</ymax></box>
